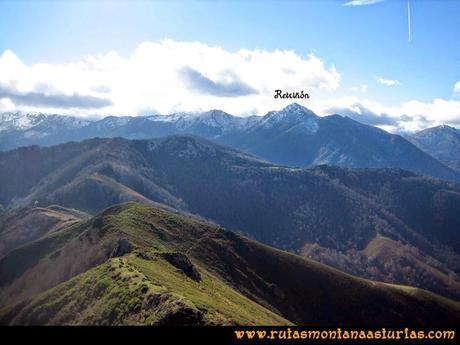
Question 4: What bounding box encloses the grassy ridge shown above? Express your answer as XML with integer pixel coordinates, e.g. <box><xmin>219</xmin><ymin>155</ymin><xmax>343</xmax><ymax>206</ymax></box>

<box><xmin>1</xmin><ymin>255</ymin><xmax>289</xmax><ymax>325</ymax></box>
<box><xmin>1</xmin><ymin>202</ymin><xmax>459</xmax><ymax>326</ymax></box>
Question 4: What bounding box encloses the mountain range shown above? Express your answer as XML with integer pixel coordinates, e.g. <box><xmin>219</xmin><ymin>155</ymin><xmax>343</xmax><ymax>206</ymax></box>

<box><xmin>1</xmin><ymin>104</ymin><xmax>460</xmax><ymax>326</ymax></box>
<box><xmin>1</xmin><ymin>104</ymin><xmax>459</xmax><ymax>183</ymax></box>
<box><xmin>407</xmin><ymin>125</ymin><xmax>460</xmax><ymax>173</ymax></box>
<box><xmin>1</xmin><ymin>202</ymin><xmax>459</xmax><ymax>325</ymax></box>
<box><xmin>1</xmin><ymin>135</ymin><xmax>459</xmax><ymax>302</ymax></box>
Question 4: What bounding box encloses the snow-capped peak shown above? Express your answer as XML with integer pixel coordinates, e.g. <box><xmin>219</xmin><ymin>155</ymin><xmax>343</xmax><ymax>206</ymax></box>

<box><xmin>281</xmin><ymin>103</ymin><xmax>317</xmax><ymax>116</ymax></box>
<box><xmin>436</xmin><ymin>124</ymin><xmax>459</xmax><ymax>133</ymax></box>
<box><xmin>258</xmin><ymin>103</ymin><xmax>318</xmax><ymax>132</ymax></box>
<box><xmin>198</xmin><ymin>110</ymin><xmax>234</xmax><ymax>127</ymax></box>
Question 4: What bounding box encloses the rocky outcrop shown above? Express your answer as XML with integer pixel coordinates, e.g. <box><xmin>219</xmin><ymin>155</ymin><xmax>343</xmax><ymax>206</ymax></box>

<box><xmin>160</xmin><ymin>252</ymin><xmax>201</xmax><ymax>282</ymax></box>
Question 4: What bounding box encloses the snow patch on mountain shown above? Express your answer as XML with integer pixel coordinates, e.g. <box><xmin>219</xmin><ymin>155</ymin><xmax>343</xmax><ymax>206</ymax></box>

<box><xmin>146</xmin><ymin>110</ymin><xmax>258</xmax><ymax>132</ymax></box>
<box><xmin>0</xmin><ymin>112</ymin><xmax>90</xmax><ymax>132</ymax></box>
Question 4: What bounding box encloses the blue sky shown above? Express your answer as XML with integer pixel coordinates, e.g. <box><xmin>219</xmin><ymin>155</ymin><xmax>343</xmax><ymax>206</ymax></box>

<box><xmin>0</xmin><ymin>0</ymin><xmax>459</xmax><ymax>131</ymax></box>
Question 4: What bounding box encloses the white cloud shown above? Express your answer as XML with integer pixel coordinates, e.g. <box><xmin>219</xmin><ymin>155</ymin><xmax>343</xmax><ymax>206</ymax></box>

<box><xmin>314</xmin><ymin>96</ymin><xmax>460</xmax><ymax>132</ymax></box>
<box><xmin>454</xmin><ymin>81</ymin><xmax>460</xmax><ymax>96</ymax></box>
<box><xmin>0</xmin><ymin>40</ymin><xmax>340</xmax><ymax>117</ymax></box>
<box><xmin>349</xmin><ymin>84</ymin><xmax>368</xmax><ymax>93</ymax></box>
<box><xmin>376</xmin><ymin>76</ymin><xmax>400</xmax><ymax>86</ymax></box>
<box><xmin>344</xmin><ymin>0</ymin><xmax>384</xmax><ymax>7</ymax></box>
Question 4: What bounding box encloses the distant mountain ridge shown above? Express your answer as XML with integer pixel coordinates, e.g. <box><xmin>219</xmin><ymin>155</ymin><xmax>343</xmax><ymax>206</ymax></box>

<box><xmin>408</xmin><ymin>125</ymin><xmax>460</xmax><ymax>173</ymax></box>
<box><xmin>1</xmin><ymin>104</ymin><xmax>459</xmax><ymax>183</ymax></box>
<box><xmin>0</xmin><ymin>112</ymin><xmax>90</xmax><ymax>132</ymax></box>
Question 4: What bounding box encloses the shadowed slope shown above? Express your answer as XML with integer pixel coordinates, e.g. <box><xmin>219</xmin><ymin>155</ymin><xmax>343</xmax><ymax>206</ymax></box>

<box><xmin>0</xmin><ymin>205</ymin><xmax>88</xmax><ymax>258</ymax></box>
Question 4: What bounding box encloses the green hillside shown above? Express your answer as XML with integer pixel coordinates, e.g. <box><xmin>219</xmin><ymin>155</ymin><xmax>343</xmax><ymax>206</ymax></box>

<box><xmin>1</xmin><ymin>202</ymin><xmax>459</xmax><ymax>326</ymax></box>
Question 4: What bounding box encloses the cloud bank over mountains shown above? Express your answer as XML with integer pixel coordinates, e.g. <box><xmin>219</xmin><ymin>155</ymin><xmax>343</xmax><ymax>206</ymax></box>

<box><xmin>0</xmin><ymin>39</ymin><xmax>459</xmax><ymax>133</ymax></box>
<box><xmin>0</xmin><ymin>40</ymin><xmax>339</xmax><ymax>117</ymax></box>
<box><xmin>319</xmin><ymin>97</ymin><xmax>460</xmax><ymax>133</ymax></box>
<box><xmin>0</xmin><ymin>83</ymin><xmax>112</xmax><ymax>109</ymax></box>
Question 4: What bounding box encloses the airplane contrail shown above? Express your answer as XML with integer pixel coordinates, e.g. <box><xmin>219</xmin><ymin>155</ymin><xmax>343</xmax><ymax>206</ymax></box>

<box><xmin>408</xmin><ymin>1</ymin><xmax>411</xmax><ymax>42</ymax></box>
